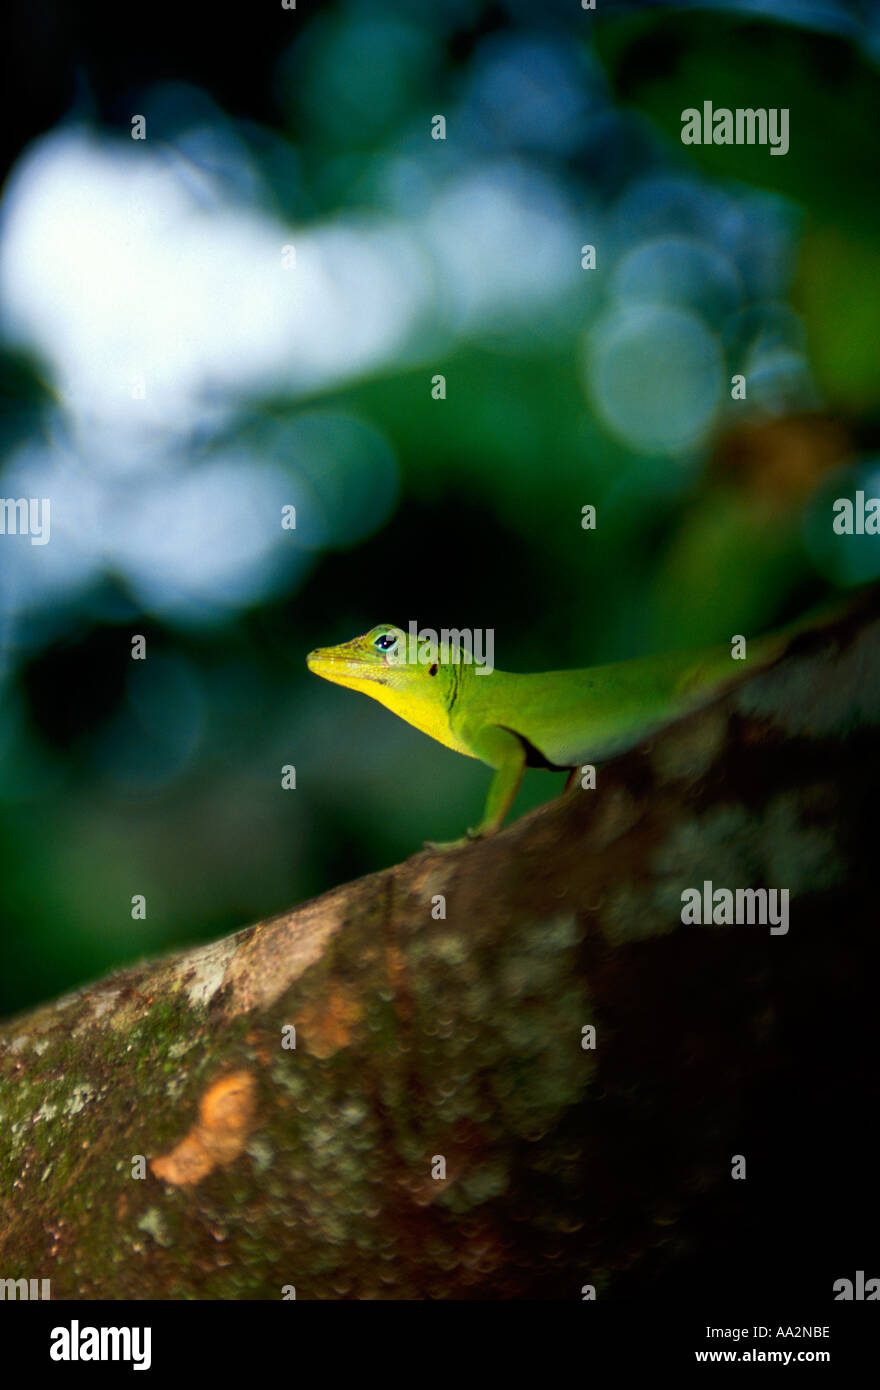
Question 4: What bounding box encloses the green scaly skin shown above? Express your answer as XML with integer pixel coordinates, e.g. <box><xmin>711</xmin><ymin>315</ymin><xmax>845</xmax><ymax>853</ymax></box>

<box><xmin>306</xmin><ymin>615</ymin><xmax>814</xmax><ymax>848</ymax></box>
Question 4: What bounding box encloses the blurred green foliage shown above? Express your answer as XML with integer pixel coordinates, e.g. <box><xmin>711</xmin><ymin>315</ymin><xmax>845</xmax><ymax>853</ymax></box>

<box><xmin>1</xmin><ymin>0</ymin><xmax>878</xmax><ymax>1014</ymax></box>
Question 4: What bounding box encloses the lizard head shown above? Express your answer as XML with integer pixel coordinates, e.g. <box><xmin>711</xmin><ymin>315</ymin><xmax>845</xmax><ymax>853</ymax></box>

<box><xmin>306</xmin><ymin>624</ymin><xmax>469</xmax><ymax>753</ymax></box>
<box><xmin>307</xmin><ymin>624</ymin><xmax>401</xmax><ymax>686</ymax></box>
<box><xmin>307</xmin><ymin>624</ymin><xmax>454</xmax><ymax>694</ymax></box>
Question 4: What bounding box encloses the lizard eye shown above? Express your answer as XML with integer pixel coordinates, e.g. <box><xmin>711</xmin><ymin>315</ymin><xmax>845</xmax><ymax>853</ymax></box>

<box><xmin>373</xmin><ymin>632</ymin><xmax>397</xmax><ymax>652</ymax></box>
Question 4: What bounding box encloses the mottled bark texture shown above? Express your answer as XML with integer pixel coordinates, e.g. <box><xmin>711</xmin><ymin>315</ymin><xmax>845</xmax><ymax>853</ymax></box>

<box><xmin>2</xmin><ymin>590</ymin><xmax>879</xmax><ymax>1300</ymax></box>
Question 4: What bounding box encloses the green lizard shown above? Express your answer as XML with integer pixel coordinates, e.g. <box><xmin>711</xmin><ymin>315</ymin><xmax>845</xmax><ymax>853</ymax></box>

<box><xmin>306</xmin><ymin>618</ymin><xmax>808</xmax><ymax>846</ymax></box>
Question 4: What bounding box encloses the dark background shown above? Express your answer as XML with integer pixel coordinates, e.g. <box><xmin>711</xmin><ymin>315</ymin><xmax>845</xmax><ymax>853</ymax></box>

<box><xmin>2</xmin><ymin>0</ymin><xmax>878</xmax><ymax>1002</ymax></box>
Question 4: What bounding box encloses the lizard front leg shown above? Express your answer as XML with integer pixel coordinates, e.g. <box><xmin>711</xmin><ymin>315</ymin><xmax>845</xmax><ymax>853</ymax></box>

<box><xmin>424</xmin><ymin>726</ymin><xmax>526</xmax><ymax>849</ymax></box>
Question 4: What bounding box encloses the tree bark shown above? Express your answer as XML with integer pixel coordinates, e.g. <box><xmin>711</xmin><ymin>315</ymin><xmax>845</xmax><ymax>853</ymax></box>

<box><xmin>2</xmin><ymin>590</ymin><xmax>879</xmax><ymax>1299</ymax></box>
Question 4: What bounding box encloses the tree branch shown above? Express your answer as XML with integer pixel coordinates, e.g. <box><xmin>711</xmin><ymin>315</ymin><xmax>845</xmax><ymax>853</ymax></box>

<box><xmin>2</xmin><ymin>589</ymin><xmax>879</xmax><ymax>1298</ymax></box>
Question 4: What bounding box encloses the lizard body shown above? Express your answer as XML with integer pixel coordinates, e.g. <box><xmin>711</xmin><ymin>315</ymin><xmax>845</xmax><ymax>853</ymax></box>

<box><xmin>306</xmin><ymin>619</ymin><xmax>798</xmax><ymax>844</ymax></box>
